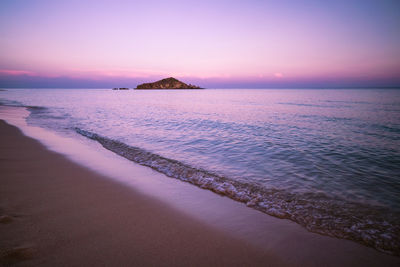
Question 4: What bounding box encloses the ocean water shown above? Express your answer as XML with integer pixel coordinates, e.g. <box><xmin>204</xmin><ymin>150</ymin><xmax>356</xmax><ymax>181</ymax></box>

<box><xmin>1</xmin><ymin>88</ymin><xmax>400</xmax><ymax>254</ymax></box>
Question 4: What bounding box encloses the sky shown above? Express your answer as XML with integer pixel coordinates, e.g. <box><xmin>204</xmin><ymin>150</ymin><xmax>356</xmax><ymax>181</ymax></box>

<box><xmin>0</xmin><ymin>0</ymin><xmax>399</xmax><ymax>88</ymax></box>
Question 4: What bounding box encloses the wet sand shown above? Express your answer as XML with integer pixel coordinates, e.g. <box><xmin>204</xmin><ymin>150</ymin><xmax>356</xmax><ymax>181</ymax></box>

<box><xmin>0</xmin><ymin>120</ymin><xmax>280</xmax><ymax>266</ymax></box>
<box><xmin>1</xmin><ymin>116</ymin><xmax>400</xmax><ymax>267</ymax></box>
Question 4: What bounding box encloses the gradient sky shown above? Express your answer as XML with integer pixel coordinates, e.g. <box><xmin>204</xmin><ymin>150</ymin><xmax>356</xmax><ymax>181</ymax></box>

<box><xmin>0</xmin><ymin>0</ymin><xmax>399</xmax><ymax>88</ymax></box>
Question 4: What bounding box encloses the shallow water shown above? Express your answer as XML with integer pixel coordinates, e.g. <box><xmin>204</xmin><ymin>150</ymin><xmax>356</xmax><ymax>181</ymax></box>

<box><xmin>1</xmin><ymin>88</ymin><xmax>400</xmax><ymax>254</ymax></box>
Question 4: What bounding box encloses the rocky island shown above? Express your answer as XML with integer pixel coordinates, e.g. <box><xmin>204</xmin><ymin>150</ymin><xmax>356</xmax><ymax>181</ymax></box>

<box><xmin>136</xmin><ymin>77</ymin><xmax>203</xmax><ymax>89</ymax></box>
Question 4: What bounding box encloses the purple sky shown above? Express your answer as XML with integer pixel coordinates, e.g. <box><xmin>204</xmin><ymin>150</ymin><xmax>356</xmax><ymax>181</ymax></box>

<box><xmin>1</xmin><ymin>0</ymin><xmax>399</xmax><ymax>88</ymax></box>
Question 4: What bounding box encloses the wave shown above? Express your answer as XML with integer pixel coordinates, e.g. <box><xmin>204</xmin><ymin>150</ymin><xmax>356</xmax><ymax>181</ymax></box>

<box><xmin>0</xmin><ymin>99</ymin><xmax>24</xmax><ymax>107</ymax></box>
<box><xmin>278</xmin><ymin>102</ymin><xmax>350</xmax><ymax>108</ymax></box>
<box><xmin>0</xmin><ymin>100</ymin><xmax>47</xmax><ymax>112</ymax></box>
<box><xmin>75</xmin><ymin>127</ymin><xmax>400</xmax><ymax>256</ymax></box>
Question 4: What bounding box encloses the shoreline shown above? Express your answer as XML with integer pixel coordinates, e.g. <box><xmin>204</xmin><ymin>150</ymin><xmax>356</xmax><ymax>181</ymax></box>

<box><xmin>75</xmin><ymin>126</ymin><xmax>399</xmax><ymax>255</ymax></box>
<box><xmin>1</xmin><ymin>106</ymin><xmax>400</xmax><ymax>266</ymax></box>
<box><xmin>0</xmin><ymin>120</ymin><xmax>275</xmax><ymax>266</ymax></box>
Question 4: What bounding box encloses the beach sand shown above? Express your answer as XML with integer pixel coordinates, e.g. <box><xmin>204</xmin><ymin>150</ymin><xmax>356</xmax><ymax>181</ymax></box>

<box><xmin>1</xmin><ymin>116</ymin><xmax>400</xmax><ymax>267</ymax></box>
<box><xmin>0</xmin><ymin>120</ymin><xmax>281</xmax><ymax>266</ymax></box>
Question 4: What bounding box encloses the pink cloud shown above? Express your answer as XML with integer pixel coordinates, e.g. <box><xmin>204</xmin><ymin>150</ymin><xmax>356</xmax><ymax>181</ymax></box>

<box><xmin>274</xmin><ymin>73</ymin><xmax>284</xmax><ymax>78</ymax></box>
<box><xmin>0</xmin><ymin>69</ymin><xmax>36</xmax><ymax>76</ymax></box>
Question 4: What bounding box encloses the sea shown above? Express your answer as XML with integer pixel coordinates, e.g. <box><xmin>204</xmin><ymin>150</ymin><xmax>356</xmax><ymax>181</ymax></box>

<box><xmin>1</xmin><ymin>88</ymin><xmax>399</xmax><ymax>254</ymax></box>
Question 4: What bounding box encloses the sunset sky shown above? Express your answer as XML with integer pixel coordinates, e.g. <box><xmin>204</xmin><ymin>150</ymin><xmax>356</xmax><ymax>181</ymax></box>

<box><xmin>0</xmin><ymin>0</ymin><xmax>399</xmax><ymax>88</ymax></box>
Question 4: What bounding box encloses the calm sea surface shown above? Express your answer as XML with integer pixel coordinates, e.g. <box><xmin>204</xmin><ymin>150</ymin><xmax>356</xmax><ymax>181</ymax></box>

<box><xmin>1</xmin><ymin>88</ymin><xmax>400</xmax><ymax>254</ymax></box>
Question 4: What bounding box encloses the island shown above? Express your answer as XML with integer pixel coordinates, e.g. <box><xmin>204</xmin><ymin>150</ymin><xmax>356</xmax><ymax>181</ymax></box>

<box><xmin>135</xmin><ymin>77</ymin><xmax>203</xmax><ymax>89</ymax></box>
<box><xmin>112</xmin><ymin>87</ymin><xmax>129</xmax><ymax>90</ymax></box>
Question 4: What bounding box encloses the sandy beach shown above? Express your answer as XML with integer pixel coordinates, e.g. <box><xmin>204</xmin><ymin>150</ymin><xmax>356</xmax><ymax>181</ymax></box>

<box><xmin>1</xmin><ymin>0</ymin><xmax>399</xmax><ymax>265</ymax></box>
<box><xmin>0</xmin><ymin>120</ymin><xmax>281</xmax><ymax>266</ymax></box>
<box><xmin>1</xmin><ymin>111</ymin><xmax>400</xmax><ymax>267</ymax></box>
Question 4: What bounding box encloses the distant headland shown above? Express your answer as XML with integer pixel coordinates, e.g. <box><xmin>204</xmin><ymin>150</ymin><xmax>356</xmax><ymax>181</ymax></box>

<box><xmin>136</xmin><ymin>77</ymin><xmax>203</xmax><ymax>89</ymax></box>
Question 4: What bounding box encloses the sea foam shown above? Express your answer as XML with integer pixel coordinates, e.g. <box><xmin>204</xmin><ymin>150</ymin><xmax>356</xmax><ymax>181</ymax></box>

<box><xmin>75</xmin><ymin>127</ymin><xmax>400</xmax><ymax>255</ymax></box>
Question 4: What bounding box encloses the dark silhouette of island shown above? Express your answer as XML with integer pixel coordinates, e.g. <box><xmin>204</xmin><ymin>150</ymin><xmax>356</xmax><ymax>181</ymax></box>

<box><xmin>136</xmin><ymin>77</ymin><xmax>203</xmax><ymax>89</ymax></box>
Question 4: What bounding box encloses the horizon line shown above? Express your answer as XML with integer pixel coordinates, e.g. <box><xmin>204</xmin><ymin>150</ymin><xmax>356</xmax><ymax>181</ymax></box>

<box><xmin>2</xmin><ymin>86</ymin><xmax>400</xmax><ymax>90</ymax></box>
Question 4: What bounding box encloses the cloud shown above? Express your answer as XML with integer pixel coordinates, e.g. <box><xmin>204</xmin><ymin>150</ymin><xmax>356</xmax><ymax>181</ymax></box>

<box><xmin>274</xmin><ymin>72</ymin><xmax>284</xmax><ymax>78</ymax></box>
<box><xmin>0</xmin><ymin>69</ymin><xmax>36</xmax><ymax>76</ymax></box>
